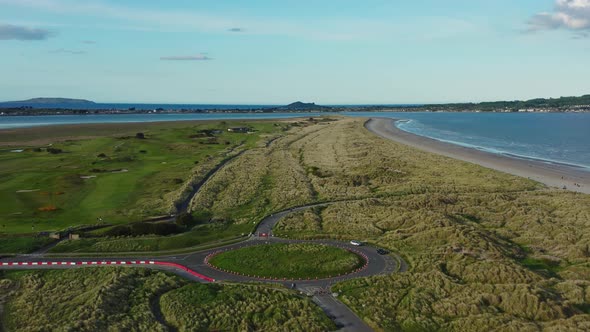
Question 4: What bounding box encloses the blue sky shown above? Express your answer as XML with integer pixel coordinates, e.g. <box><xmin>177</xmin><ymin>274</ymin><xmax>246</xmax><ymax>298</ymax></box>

<box><xmin>0</xmin><ymin>0</ymin><xmax>589</xmax><ymax>104</ymax></box>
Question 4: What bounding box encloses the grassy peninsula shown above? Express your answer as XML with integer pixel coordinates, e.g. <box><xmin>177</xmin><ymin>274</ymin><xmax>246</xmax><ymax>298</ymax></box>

<box><xmin>182</xmin><ymin>117</ymin><xmax>590</xmax><ymax>330</ymax></box>
<box><xmin>1</xmin><ymin>117</ymin><xmax>590</xmax><ymax>331</ymax></box>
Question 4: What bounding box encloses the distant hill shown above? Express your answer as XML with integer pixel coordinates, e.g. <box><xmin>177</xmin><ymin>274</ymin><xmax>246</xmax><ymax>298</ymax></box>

<box><xmin>274</xmin><ymin>101</ymin><xmax>332</xmax><ymax>111</ymax></box>
<box><xmin>1</xmin><ymin>97</ymin><xmax>95</xmax><ymax>105</ymax></box>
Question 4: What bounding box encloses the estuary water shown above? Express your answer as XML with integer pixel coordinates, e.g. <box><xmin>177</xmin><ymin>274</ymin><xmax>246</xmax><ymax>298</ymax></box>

<box><xmin>0</xmin><ymin>112</ymin><xmax>325</xmax><ymax>130</ymax></box>
<box><xmin>1</xmin><ymin>111</ymin><xmax>589</xmax><ymax>170</ymax></box>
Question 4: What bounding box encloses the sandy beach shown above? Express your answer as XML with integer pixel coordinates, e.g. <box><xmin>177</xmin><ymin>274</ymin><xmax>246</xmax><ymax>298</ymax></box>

<box><xmin>365</xmin><ymin>118</ymin><xmax>590</xmax><ymax>195</ymax></box>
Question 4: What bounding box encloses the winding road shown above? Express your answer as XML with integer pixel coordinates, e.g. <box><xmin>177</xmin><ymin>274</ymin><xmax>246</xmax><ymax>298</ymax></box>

<box><xmin>1</xmin><ymin>203</ymin><xmax>406</xmax><ymax>331</ymax></box>
<box><xmin>1</xmin><ymin>128</ymin><xmax>409</xmax><ymax>331</ymax></box>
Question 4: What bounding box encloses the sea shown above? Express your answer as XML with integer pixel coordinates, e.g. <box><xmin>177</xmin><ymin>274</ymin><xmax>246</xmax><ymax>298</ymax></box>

<box><xmin>344</xmin><ymin>111</ymin><xmax>590</xmax><ymax>170</ymax></box>
<box><xmin>1</xmin><ymin>107</ymin><xmax>589</xmax><ymax>170</ymax></box>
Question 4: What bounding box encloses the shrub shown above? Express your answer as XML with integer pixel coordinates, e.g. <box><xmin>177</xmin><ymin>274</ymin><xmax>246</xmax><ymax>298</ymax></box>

<box><xmin>175</xmin><ymin>213</ymin><xmax>195</xmax><ymax>227</ymax></box>
<box><xmin>104</xmin><ymin>222</ymin><xmax>181</xmax><ymax>237</ymax></box>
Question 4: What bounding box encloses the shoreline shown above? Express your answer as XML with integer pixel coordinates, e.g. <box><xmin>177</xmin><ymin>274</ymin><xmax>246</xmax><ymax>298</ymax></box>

<box><xmin>365</xmin><ymin>118</ymin><xmax>590</xmax><ymax>195</ymax></box>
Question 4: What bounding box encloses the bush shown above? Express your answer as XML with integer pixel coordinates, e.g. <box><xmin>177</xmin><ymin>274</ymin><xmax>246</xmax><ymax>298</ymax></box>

<box><xmin>193</xmin><ymin>211</ymin><xmax>212</xmax><ymax>224</ymax></box>
<box><xmin>175</xmin><ymin>213</ymin><xmax>195</xmax><ymax>227</ymax></box>
<box><xmin>104</xmin><ymin>222</ymin><xmax>181</xmax><ymax>237</ymax></box>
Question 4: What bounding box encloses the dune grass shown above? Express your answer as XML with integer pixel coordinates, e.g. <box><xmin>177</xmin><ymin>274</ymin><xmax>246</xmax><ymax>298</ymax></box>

<box><xmin>209</xmin><ymin>243</ymin><xmax>363</xmax><ymax>279</ymax></box>
<box><xmin>188</xmin><ymin>118</ymin><xmax>590</xmax><ymax>331</ymax></box>
<box><xmin>160</xmin><ymin>283</ymin><xmax>336</xmax><ymax>331</ymax></box>
<box><xmin>0</xmin><ymin>268</ymin><xmax>335</xmax><ymax>332</ymax></box>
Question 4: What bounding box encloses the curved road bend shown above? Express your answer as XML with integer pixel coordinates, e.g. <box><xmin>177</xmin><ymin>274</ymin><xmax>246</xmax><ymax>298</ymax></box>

<box><xmin>1</xmin><ymin>203</ymin><xmax>407</xmax><ymax>332</ymax></box>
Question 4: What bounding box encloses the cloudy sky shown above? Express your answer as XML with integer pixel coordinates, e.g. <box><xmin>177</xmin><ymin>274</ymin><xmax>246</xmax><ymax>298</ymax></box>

<box><xmin>0</xmin><ymin>0</ymin><xmax>589</xmax><ymax>104</ymax></box>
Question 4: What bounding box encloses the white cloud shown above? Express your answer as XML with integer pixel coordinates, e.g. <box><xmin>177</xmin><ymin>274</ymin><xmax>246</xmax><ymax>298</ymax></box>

<box><xmin>0</xmin><ymin>0</ymin><xmax>480</xmax><ymax>42</ymax></box>
<box><xmin>528</xmin><ymin>0</ymin><xmax>590</xmax><ymax>34</ymax></box>
<box><xmin>160</xmin><ymin>54</ymin><xmax>212</xmax><ymax>61</ymax></box>
<box><xmin>0</xmin><ymin>23</ymin><xmax>54</xmax><ymax>40</ymax></box>
<box><xmin>50</xmin><ymin>48</ymin><xmax>85</xmax><ymax>54</ymax></box>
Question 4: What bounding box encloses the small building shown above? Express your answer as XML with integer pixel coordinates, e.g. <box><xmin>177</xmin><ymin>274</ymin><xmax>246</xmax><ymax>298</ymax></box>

<box><xmin>227</xmin><ymin>127</ymin><xmax>250</xmax><ymax>133</ymax></box>
<box><xmin>68</xmin><ymin>234</ymin><xmax>80</xmax><ymax>240</ymax></box>
<box><xmin>49</xmin><ymin>232</ymin><xmax>61</xmax><ymax>240</ymax></box>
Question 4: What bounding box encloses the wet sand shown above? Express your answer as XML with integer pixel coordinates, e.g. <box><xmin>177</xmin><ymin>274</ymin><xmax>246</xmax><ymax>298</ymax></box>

<box><xmin>365</xmin><ymin>118</ymin><xmax>590</xmax><ymax>195</ymax></box>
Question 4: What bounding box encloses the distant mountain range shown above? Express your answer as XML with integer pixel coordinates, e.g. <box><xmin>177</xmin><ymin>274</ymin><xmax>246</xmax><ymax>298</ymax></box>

<box><xmin>2</xmin><ymin>97</ymin><xmax>95</xmax><ymax>105</ymax></box>
<box><xmin>0</xmin><ymin>95</ymin><xmax>589</xmax><ymax>114</ymax></box>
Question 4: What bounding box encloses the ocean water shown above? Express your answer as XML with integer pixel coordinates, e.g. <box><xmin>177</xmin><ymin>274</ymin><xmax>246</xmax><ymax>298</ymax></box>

<box><xmin>1</xmin><ymin>111</ymin><xmax>589</xmax><ymax>170</ymax></box>
<box><xmin>0</xmin><ymin>102</ymin><xmax>279</xmax><ymax>110</ymax></box>
<box><xmin>344</xmin><ymin>112</ymin><xmax>590</xmax><ymax>170</ymax></box>
<box><xmin>0</xmin><ymin>102</ymin><xmax>419</xmax><ymax>110</ymax></box>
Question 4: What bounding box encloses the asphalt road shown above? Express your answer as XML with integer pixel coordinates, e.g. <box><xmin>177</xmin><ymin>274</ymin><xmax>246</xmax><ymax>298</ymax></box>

<box><xmin>1</xmin><ymin>203</ymin><xmax>407</xmax><ymax>331</ymax></box>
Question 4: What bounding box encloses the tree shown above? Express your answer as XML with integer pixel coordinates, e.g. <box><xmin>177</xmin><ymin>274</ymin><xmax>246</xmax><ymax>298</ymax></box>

<box><xmin>135</xmin><ymin>132</ymin><xmax>145</xmax><ymax>139</ymax></box>
<box><xmin>175</xmin><ymin>212</ymin><xmax>194</xmax><ymax>227</ymax></box>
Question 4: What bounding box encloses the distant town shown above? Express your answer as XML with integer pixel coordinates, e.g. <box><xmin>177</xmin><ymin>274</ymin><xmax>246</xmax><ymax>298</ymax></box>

<box><xmin>0</xmin><ymin>95</ymin><xmax>589</xmax><ymax>116</ymax></box>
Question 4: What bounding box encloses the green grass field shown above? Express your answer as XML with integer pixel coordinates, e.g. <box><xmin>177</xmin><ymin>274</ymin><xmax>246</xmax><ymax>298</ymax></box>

<box><xmin>49</xmin><ymin>221</ymin><xmax>252</xmax><ymax>253</ymax></box>
<box><xmin>0</xmin><ymin>120</ymin><xmax>282</xmax><ymax>236</ymax></box>
<box><xmin>208</xmin><ymin>243</ymin><xmax>363</xmax><ymax>279</ymax></box>
<box><xmin>0</xmin><ymin>236</ymin><xmax>55</xmax><ymax>254</ymax></box>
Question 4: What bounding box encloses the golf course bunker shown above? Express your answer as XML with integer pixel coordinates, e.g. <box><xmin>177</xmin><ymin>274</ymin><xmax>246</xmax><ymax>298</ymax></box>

<box><xmin>206</xmin><ymin>243</ymin><xmax>367</xmax><ymax>280</ymax></box>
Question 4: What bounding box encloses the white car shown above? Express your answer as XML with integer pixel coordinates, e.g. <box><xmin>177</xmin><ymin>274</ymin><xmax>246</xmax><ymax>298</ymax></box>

<box><xmin>350</xmin><ymin>240</ymin><xmax>363</xmax><ymax>246</ymax></box>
